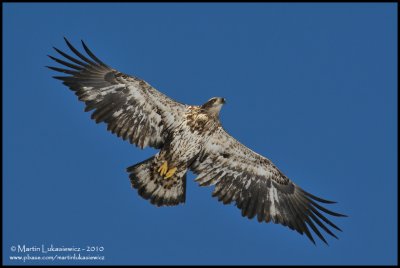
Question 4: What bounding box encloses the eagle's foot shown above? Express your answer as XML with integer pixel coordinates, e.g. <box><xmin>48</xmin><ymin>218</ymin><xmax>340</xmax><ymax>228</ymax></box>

<box><xmin>165</xmin><ymin>167</ymin><xmax>177</xmax><ymax>179</ymax></box>
<box><xmin>158</xmin><ymin>161</ymin><xmax>168</xmax><ymax>176</ymax></box>
<box><xmin>157</xmin><ymin>161</ymin><xmax>177</xmax><ymax>179</ymax></box>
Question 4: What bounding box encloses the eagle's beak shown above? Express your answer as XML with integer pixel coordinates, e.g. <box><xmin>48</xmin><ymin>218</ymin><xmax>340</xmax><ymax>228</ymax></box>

<box><xmin>222</xmin><ymin>98</ymin><xmax>226</xmax><ymax>104</ymax></box>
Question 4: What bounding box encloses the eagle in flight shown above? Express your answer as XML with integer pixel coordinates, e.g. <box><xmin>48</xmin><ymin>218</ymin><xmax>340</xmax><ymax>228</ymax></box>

<box><xmin>48</xmin><ymin>38</ymin><xmax>346</xmax><ymax>245</ymax></box>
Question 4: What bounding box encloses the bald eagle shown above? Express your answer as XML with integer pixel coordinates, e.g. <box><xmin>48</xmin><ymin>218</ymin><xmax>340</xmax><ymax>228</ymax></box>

<box><xmin>47</xmin><ymin>38</ymin><xmax>346</xmax><ymax>245</ymax></box>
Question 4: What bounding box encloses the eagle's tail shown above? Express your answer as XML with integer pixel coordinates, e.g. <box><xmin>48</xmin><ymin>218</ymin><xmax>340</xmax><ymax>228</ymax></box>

<box><xmin>127</xmin><ymin>156</ymin><xmax>186</xmax><ymax>207</ymax></box>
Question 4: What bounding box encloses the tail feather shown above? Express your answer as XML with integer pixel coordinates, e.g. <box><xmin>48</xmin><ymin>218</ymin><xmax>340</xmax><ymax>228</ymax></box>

<box><xmin>127</xmin><ymin>156</ymin><xmax>186</xmax><ymax>207</ymax></box>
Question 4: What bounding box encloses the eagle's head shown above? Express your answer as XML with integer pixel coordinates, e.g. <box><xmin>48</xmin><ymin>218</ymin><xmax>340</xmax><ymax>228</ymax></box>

<box><xmin>201</xmin><ymin>97</ymin><xmax>226</xmax><ymax>116</ymax></box>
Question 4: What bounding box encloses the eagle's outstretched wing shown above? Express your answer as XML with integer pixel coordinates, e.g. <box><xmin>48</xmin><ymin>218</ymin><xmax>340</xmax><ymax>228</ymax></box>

<box><xmin>190</xmin><ymin>127</ymin><xmax>346</xmax><ymax>244</ymax></box>
<box><xmin>47</xmin><ymin>38</ymin><xmax>186</xmax><ymax>149</ymax></box>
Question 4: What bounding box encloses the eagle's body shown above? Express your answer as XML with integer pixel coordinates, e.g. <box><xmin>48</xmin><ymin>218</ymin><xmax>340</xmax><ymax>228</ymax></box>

<box><xmin>130</xmin><ymin>104</ymin><xmax>222</xmax><ymax>206</ymax></box>
<box><xmin>48</xmin><ymin>38</ymin><xmax>346</xmax><ymax>245</ymax></box>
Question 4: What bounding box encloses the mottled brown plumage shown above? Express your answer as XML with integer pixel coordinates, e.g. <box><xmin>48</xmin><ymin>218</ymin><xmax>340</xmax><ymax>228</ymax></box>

<box><xmin>48</xmin><ymin>38</ymin><xmax>346</xmax><ymax>245</ymax></box>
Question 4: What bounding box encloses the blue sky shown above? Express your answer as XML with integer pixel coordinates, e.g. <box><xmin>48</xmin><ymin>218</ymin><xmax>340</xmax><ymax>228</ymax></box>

<box><xmin>3</xmin><ymin>3</ymin><xmax>397</xmax><ymax>265</ymax></box>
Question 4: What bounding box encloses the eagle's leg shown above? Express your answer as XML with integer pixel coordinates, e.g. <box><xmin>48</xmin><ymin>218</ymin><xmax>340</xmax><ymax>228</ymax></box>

<box><xmin>165</xmin><ymin>167</ymin><xmax>177</xmax><ymax>179</ymax></box>
<box><xmin>157</xmin><ymin>161</ymin><xmax>178</xmax><ymax>179</ymax></box>
<box><xmin>158</xmin><ymin>161</ymin><xmax>168</xmax><ymax>176</ymax></box>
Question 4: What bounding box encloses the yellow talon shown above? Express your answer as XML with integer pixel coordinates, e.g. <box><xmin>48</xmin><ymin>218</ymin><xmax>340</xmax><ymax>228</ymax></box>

<box><xmin>165</xmin><ymin>167</ymin><xmax>177</xmax><ymax>179</ymax></box>
<box><xmin>158</xmin><ymin>161</ymin><xmax>168</xmax><ymax>176</ymax></box>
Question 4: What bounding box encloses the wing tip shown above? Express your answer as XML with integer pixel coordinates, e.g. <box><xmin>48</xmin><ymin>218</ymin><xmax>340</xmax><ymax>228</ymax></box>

<box><xmin>301</xmin><ymin>189</ymin><xmax>337</xmax><ymax>204</ymax></box>
<box><xmin>63</xmin><ymin>36</ymin><xmax>70</xmax><ymax>44</ymax></box>
<box><xmin>46</xmin><ymin>65</ymin><xmax>56</xmax><ymax>70</ymax></box>
<box><xmin>80</xmin><ymin>38</ymin><xmax>109</xmax><ymax>68</ymax></box>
